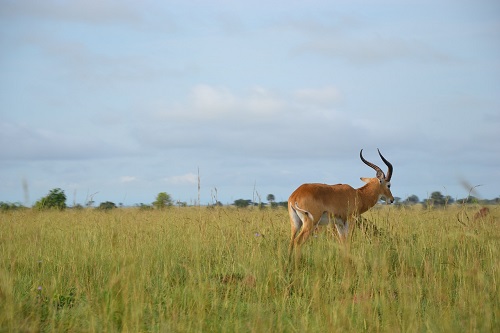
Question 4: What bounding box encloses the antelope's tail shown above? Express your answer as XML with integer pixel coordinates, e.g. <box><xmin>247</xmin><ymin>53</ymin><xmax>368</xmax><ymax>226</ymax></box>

<box><xmin>293</xmin><ymin>202</ymin><xmax>314</xmax><ymax>221</ymax></box>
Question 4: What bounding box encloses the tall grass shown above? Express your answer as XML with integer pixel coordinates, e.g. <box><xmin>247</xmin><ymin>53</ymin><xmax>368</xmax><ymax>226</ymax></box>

<box><xmin>0</xmin><ymin>205</ymin><xmax>498</xmax><ymax>332</ymax></box>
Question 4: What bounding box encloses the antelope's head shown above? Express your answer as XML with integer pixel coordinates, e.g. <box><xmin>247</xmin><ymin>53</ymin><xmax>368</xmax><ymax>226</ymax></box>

<box><xmin>359</xmin><ymin>148</ymin><xmax>394</xmax><ymax>204</ymax></box>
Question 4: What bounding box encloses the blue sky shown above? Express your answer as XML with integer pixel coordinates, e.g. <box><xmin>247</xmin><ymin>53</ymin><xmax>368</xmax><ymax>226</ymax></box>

<box><xmin>1</xmin><ymin>0</ymin><xmax>499</xmax><ymax>206</ymax></box>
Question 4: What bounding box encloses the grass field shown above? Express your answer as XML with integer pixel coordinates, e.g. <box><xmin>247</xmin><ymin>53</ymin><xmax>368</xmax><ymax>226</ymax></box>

<box><xmin>0</xmin><ymin>205</ymin><xmax>498</xmax><ymax>332</ymax></box>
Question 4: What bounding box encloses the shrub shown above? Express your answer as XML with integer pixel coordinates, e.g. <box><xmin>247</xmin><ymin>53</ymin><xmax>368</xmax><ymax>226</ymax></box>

<box><xmin>34</xmin><ymin>188</ymin><xmax>67</xmax><ymax>210</ymax></box>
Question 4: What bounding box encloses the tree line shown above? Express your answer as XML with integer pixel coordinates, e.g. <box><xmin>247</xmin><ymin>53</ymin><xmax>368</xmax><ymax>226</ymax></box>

<box><xmin>1</xmin><ymin>188</ymin><xmax>498</xmax><ymax>212</ymax></box>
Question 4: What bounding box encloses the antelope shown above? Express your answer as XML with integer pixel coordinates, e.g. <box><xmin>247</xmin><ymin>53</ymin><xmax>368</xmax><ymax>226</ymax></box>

<box><xmin>473</xmin><ymin>207</ymin><xmax>490</xmax><ymax>221</ymax></box>
<box><xmin>288</xmin><ymin>149</ymin><xmax>394</xmax><ymax>256</ymax></box>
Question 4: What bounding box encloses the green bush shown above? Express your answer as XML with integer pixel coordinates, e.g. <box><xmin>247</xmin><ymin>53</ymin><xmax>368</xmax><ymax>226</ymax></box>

<box><xmin>34</xmin><ymin>188</ymin><xmax>67</xmax><ymax>210</ymax></box>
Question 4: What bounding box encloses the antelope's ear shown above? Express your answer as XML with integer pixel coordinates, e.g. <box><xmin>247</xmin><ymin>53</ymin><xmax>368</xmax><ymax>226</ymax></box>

<box><xmin>360</xmin><ymin>177</ymin><xmax>370</xmax><ymax>184</ymax></box>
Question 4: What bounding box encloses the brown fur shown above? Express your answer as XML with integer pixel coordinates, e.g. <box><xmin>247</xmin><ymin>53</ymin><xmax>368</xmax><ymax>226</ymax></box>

<box><xmin>473</xmin><ymin>207</ymin><xmax>490</xmax><ymax>221</ymax></box>
<box><xmin>288</xmin><ymin>177</ymin><xmax>393</xmax><ymax>256</ymax></box>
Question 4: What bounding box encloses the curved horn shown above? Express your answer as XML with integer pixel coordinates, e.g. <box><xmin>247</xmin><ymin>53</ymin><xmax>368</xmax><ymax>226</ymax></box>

<box><xmin>377</xmin><ymin>148</ymin><xmax>393</xmax><ymax>181</ymax></box>
<box><xmin>360</xmin><ymin>149</ymin><xmax>384</xmax><ymax>179</ymax></box>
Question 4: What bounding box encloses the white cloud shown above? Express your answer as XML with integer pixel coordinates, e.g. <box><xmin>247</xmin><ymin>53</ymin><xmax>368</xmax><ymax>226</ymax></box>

<box><xmin>286</xmin><ymin>13</ymin><xmax>454</xmax><ymax>66</ymax></box>
<box><xmin>245</xmin><ymin>86</ymin><xmax>286</xmax><ymax>116</ymax></box>
<box><xmin>294</xmin><ymin>86</ymin><xmax>341</xmax><ymax>106</ymax></box>
<box><xmin>164</xmin><ymin>85</ymin><xmax>288</xmax><ymax>121</ymax></box>
<box><xmin>190</xmin><ymin>84</ymin><xmax>238</xmax><ymax>117</ymax></box>
<box><xmin>154</xmin><ymin>84</ymin><xmax>339</xmax><ymax>122</ymax></box>
<box><xmin>0</xmin><ymin>121</ymin><xmax>126</xmax><ymax>161</ymax></box>
<box><xmin>164</xmin><ymin>173</ymin><xmax>198</xmax><ymax>185</ymax></box>
<box><xmin>120</xmin><ymin>176</ymin><xmax>136</xmax><ymax>183</ymax></box>
<box><xmin>135</xmin><ymin>84</ymin><xmax>351</xmax><ymax>158</ymax></box>
<box><xmin>296</xmin><ymin>36</ymin><xmax>449</xmax><ymax>65</ymax></box>
<box><xmin>1</xmin><ymin>0</ymin><xmax>141</xmax><ymax>25</ymax></box>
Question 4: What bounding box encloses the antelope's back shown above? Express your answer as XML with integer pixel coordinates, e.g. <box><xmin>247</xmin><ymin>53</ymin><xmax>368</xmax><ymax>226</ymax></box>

<box><xmin>288</xmin><ymin>183</ymin><xmax>356</xmax><ymax>216</ymax></box>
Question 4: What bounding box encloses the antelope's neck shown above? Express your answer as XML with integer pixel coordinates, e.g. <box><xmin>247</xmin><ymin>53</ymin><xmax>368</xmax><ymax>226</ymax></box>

<box><xmin>356</xmin><ymin>181</ymin><xmax>380</xmax><ymax>214</ymax></box>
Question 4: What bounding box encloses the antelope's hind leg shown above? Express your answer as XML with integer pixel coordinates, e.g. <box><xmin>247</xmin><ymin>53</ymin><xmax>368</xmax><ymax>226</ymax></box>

<box><xmin>294</xmin><ymin>215</ymin><xmax>315</xmax><ymax>247</ymax></box>
<box><xmin>288</xmin><ymin>206</ymin><xmax>303</xmax><ymax>255</ymax></box>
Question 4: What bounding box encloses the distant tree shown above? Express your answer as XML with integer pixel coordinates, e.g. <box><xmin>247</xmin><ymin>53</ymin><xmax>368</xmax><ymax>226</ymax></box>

<box><xmin>424</xmin><ymin>191</ymin><xmax>450</xmax><ymax>208</ymax></box>
<box><xmin>459</xmin><ymin>196</ymin><xmax>479</xmax><ymax>204</ymax></box>
<box><xmin>34</xmin><ymin>188</ymin><xmax>67</xmax><ymax>210</ymax></box>
<box><xmin>266</xmin><ymin>194</ymin><xmax>275</xmax><ymax>203</ymax></box>
<box><xmin>153</xmin><ymin>192</ymin><xmax>173</xmax><ymax>209</ymax></box>
<box><xmin>137</xmin><ymin>203</ymin><xmax>153</xmax><ymax>210</ymax></box>
<box><xmin>176</xmin><ymin>201</ymin><xmax>188</xmax><ymax>208</ymax></box>
<box><xmin>0</xmin><ymin>202</ymin><xmax>25</xmax><ymax>211</ymax></box>
<box><xmin>234</xmin><ymin>199</ymin><xmax>252</xmax><ymax>208</ymax></box>
<box><xmin>404</xmin><ymin>195</ymin><xmax>420</xmax><ymax>205</ymax></box>
<box><xmin>485</xmin><ymin>197</ymin><xmax>500</xmax><ymax>205</ymax></box>
<box><xmin>267</xmin><ymin>194</ymin><xmax>277</xmax><ymax>208</ymax></box>
<box><xmin>431</xmin><ymin>191</ymin><xmax>445</xmax><ymax>203</ymax></box>
<box><xmin>255</xmin><ymin>202</ymin><xmax>266</xmax><ymax>210</ymax></box>
<box><xmin>97</xmin><ymin>201</ymin><xmax>117</xmax><ymax>210</ymax></box>
<box><xmin>444</xmin><ymin>195</ymin><xmax>455</xmax><ymax>205</ymax></box>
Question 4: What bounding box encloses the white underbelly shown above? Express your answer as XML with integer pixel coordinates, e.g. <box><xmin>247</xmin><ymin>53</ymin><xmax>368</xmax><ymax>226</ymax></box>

<box><xmin>316</xmin><ymin>212</ymin><xmax>344</xmax><ymax>226</ymax></box>
<box><xmin>317</xmin><ymin>212</ymin><xmax>331</xmax><ymax>225</ymax></box>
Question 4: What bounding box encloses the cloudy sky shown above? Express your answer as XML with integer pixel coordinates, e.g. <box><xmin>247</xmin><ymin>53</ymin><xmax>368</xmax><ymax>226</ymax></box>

<box><xmin>1</xmin><ymin>0</ymin><xmax>499</xmax><ymax>206</ymax></box>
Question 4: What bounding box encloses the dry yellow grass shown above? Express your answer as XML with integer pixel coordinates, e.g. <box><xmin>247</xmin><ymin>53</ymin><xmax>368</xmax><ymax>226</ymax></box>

<box><xmin>0</xmin><ymin>205</ymin><xmax>498</xmax><ymax>332</ymax></box>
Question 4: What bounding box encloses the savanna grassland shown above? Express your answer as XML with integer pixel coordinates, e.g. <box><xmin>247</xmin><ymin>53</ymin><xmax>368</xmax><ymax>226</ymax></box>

<box><xmin>0</xmin><ymin>205</ymin><xmax>498</xmax><ymax>332</ymax></box>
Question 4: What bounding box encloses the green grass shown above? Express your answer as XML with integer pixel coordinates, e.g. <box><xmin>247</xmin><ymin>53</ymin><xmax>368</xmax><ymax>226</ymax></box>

<box><xmin>0</xmin><ymin>205</ymin><xmax>498</xmax><ymax>332</ymax></box>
